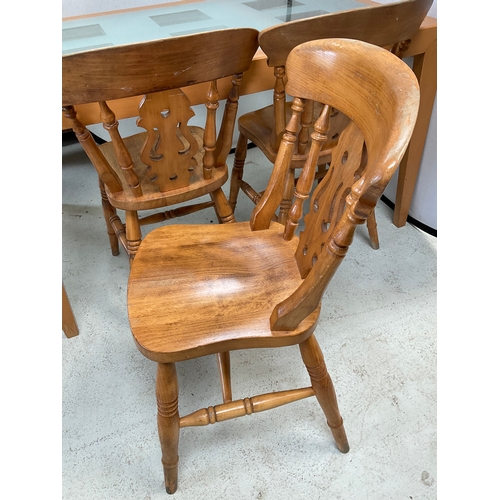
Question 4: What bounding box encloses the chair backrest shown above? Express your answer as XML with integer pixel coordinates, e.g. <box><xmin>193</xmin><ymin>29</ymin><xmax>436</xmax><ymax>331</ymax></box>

<box><xmin>257</xmin><ymin>0</ymin><xmax>432</xmax><ymax>150</ymax></box>
<box><xmin>62</xmin><ymin>28</ymin><xmax>259</xmax><ymax>194</ymax></box>
<box><xmin>250</xmin><ymin>38</ymin><xmax>420</xmax><ymax>330</ymax></box>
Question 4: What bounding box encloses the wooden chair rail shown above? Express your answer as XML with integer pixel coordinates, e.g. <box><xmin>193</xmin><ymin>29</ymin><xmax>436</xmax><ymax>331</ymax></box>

<box><xmin>179</xmin><ymin>387</ymin><xmax>315</xmax><ymax>427</ymax></box>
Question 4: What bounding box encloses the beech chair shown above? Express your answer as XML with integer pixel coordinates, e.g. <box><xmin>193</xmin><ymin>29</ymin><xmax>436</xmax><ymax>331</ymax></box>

<box><xmin>127</xmin><ymin>38</ymin><xmax>420</xmax><ymax>494</ymax></box>
<box><xmin>228</xmin><ymin>0</ymin><xmax>432</xmax><ymax>249</ymax></box>
<box><xmin>62</xmin><ymin>29</ymin><xmax>259</xmax><ymax>263</ymax></box>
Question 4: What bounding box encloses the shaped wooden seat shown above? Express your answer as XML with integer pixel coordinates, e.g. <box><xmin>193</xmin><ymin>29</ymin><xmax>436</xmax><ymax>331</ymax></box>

<box><xmin>228</xmin><ymin>0</ymin><xmax>433</xmax><ymax>249</ymax></box>
<box><xmin>62</xmin><ymin>29</ymin><xmax>259</xmax><ymax>263</ymax></box>
<box><xmin>127</xmin><ymin>38</ymin><xmax>420</xmax><ymax>494</ymax></box>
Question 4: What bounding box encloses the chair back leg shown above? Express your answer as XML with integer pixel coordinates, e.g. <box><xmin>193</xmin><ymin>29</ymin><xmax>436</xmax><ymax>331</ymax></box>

<box><xmin>229</xmin><ymin>133</ymin><xmax>249</xmax><ymax>210</ymax></box>
<box><xmin>216</xmin><ymin>352</ymin><xmax>233</xmax><ymax>403</ymax></box>
<box><xmin>299</xmin><ymin>335</ymin><xmax>349</xmax><ymax>453</ymax></box>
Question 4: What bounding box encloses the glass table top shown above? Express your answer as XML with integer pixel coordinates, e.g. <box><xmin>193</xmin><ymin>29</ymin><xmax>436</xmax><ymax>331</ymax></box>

<box><xmin>62</xmin><ymin>0</ymin><xmax>366</xmax><ymax>55</ymax></box>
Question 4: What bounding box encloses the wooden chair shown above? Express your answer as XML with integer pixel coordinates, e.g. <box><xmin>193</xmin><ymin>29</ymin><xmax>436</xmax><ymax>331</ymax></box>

<box><xmin>228</xmin><ymin>0</ymin><xmax>432</xmax><ymax>249</ymax></box>
<box><xmin>62</xmin><ymin>29</ymin><xmax>259</xmax><ymax>263</ymax></box>
<box><xmin>127</xmin><ymin>38</ymin><xmax>419</xmax><ymax>494</ymax></box>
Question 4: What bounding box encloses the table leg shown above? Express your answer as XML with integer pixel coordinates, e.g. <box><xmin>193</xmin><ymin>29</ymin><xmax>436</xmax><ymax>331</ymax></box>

<box><xmin>393</xmin><ymin>38</ymin><xmax>437</xmax><ymax>227</ymax></box>
<box><xmin>62</xmin><ymin>284</ymin><xmax>79</xmax><ymax>338</ymax></box>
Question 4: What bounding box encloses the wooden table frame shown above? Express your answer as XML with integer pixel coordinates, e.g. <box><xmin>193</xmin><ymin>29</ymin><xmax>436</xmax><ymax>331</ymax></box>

<box><xmin>62</xmin><ymin>2</ymin><xmax>437</xmax><ymax>229</ymax></box>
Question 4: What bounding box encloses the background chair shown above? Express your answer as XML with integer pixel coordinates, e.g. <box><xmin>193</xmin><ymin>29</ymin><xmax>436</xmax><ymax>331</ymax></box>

<box><xmin>62</xmin><ymin>29</ymin><xmax>259</xmax><ymax>263</ymax></box>
<box><xmin>228</xmin><ymin>0</ymin><xmax>432</xmax><ymax>249</ymax></box>
<box><xmin>127</xmin><ymin>38</ymin><xmax>420</xmax><ymax>494</ymax></box>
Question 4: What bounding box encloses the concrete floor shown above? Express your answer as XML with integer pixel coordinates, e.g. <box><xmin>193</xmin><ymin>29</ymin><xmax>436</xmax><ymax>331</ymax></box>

<box><xmin>62</xmin><ymin>138</ymin><xmax>437</xmax><ymax>499</ymax></box>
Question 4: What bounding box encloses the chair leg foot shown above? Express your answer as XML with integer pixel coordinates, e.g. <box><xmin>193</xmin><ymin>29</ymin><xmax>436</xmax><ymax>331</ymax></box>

<box><xmin>156</xmin><ymin>363</ymin><xmax>180</xmax><ymax>494</ymax></box>
<box><xmin>299</xmin><ymin>334</ymin><xmax>349</xmax><ymax>454</ymax></box>
<box><xmin>163</xmin><ymin>462</ymin><xmax>179</xmax><ymax>495</ymax></box>
<box><xmin>328</xmin><ymin>420</ymin><xmax>350</xmax><ymax>453</ymax></box>
<box><xmin>109</xmin><ymin>234</ymin><xmax>120</xmax><ymax>256</ymax></box>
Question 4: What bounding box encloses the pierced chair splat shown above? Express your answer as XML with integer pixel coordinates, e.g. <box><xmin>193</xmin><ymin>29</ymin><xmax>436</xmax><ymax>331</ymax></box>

<box><xmin>62</xmin><ymin>28</ymin><xmax>259</xmax><ymax>263</ymax></box>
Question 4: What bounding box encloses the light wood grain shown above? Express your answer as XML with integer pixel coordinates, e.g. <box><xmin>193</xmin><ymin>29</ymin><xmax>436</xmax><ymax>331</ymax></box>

<box><xmin>63</xmin><ymin>28</ymin><xmax>259</xmax><ymax>262</ymax></box>
<box><xmin>258</xmin><ymin>0</ymin><xmax>434</xmax><ymax>67</ymax></box>
<box><xmin>228</xmin><ymin>0</ymin><xmax>433</xmax><ymax>247</ymax></box>
<box><xmin>127</xmin><ymin>38</ymin><xmax>420</xmax><ymax>493</ymax></box>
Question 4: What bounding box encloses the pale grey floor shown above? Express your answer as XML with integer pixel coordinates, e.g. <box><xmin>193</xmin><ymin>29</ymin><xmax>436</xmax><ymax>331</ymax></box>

<box><xmin>62</xmin><ymin>138</ymin><xmax>437</xmax><ymax>500</ymax></box>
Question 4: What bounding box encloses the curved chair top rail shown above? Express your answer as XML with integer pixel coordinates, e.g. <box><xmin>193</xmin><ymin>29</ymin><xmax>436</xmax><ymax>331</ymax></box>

<box><xmin>258</xmin><ymin>0</ymin><xmax>433</xmax><ymax>67</ymax></box>
<box><xmin>62</xmin><ymin>28</ymin><xmax>259</xmax><ymax>106</ymax></box>
<box><xmin>286</xmin><ymin>37</ymin><xmax>420</xmax><ymax>203</ymax></box>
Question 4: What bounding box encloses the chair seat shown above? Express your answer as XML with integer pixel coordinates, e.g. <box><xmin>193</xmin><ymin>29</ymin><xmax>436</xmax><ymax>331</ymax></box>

<box><xmin>101</xmin><ymin>128</ymin><xmax>228</xmax><ymax>211</ymax></box>
<box><xmin>238</xmin><ymin>102</ymin><xmax>351</xmax><ymax>170</ymax></box>
<box><xmin>128</xmin><ymin>221</ymin><xmax>321</xmax><ymax>363</ymax></box>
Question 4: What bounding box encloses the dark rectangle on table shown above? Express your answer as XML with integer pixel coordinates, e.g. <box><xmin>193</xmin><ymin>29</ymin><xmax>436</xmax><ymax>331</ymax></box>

<box><xmin>243</xmin><ymin>0</ymin><xmax>304</xmax><ymax>10</ymax></box>
<box><xmin>150</xmin><ymin>9</ymin><xmax>212</xmax><ymax>27</ymax></box>
<box><xmin>62</xmin><ymin>24</ymin><xmax>106</xmax><ymax>42</ymax></box>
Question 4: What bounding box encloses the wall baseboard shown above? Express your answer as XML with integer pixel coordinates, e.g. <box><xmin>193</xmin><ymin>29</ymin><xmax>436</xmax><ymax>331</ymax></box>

<box><xmin>380</xmin><ymin>195</ymin><xmax>437</xmax><ymax>237</ymax></box>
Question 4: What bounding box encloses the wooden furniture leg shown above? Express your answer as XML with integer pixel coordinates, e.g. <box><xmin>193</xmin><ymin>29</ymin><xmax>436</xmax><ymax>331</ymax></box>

<box><xmin>229</xmin><ymin>133</ymin><xmax>248</xmax><ymax>210</ymax></box>
<box><xmin>299</xmin><ymin>334</ymin><xmax>349</xmax><ymax>453</ymax></box>
<box><xmin>393</xmin><ymin>38</ymin><xmax>437</xmax><ymax>227</ymax></box>
<box><xmin>125</xmin><ymin>210</ymin><xmax>142</xmax><ymax>263</ymax></box>
<box><xmin>216</xmin><ymin>352</ymin><xmax>232</xmax><ymax>403</ymax></box>
<box><xmin>156</xmin><ymin>362</ymin><xmax>180</xmax><ymax>495</ymax></box>
<box><xmin>99</xmin><ymin>179</ymin><xmax>121</xmax><ymax>256</ymax></box>
<box><xmin>62</xmin><ymin>284</ymin><xmax>79</xmax><ymax>338</ymax></box>
<box><xmin>210</xmin><ymin>188</ymin><xmax>236</xmax><ymax>224</ymax></box>
<box><xmin>366</xmin><ymin>211</ymin><xmax>380</xmax><ymax>249</ymax></box>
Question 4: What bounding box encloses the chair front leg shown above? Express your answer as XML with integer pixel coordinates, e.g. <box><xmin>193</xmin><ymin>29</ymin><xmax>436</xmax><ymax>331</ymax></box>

<box><xmin>156</xmin><ymin>362</ymin><xmax>180</xmax><ymax>494</ymax></box>
<box><xmin>299</xmin><ymin>334</ymin><xmax>349</xmax><ymax>453</ymax></box>
<box><xmin>125</xmin><ymin>210</ymin><xmax>142</xmax><ymax>264</ymax></box>
<box><xmin>210</xmin><ymin>189</ymin><xmax>236</xmax><ymax>224</ymax></box>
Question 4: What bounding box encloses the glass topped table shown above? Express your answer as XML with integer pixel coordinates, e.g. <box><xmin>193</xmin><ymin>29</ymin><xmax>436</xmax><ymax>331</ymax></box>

<box><xmin>62</xmin><ymin>0</ymin><xmax>366</xmax><ymax>55</ymax></box>
<box><xmin>62</xmin><ymin>0</ymin><xmax>436</xmax><ymax>229</ymax></box>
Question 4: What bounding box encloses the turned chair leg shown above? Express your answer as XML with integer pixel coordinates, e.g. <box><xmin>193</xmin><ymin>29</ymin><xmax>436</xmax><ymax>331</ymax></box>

<box><xmin>99</xmin><ymin>179</ymin><xmax>120</xmax><ymax>256</ymax></box>
<box><xmin>228</xmin><ymin>132</ymin><xmax>248</xmax><ymax>210</ymax></box>
<box><xmin>299</xmin><ymin>334</ymin><xmax>349</xmax><ymax>453</ymax></box>
<box><xmin>156</xmin><ymin>362</ymin><xmax>180</xmax><ymax>494</ymax></box>
<box><xmin>366</xmin><ymin>210</ymin><xmax>380</xmax><ymax>250</ymax></box>
<box><xmin>210</xmin><ymin>188</ymin><xmax>236</xmax><ymax>224</ymax></box>
<box><xmin>125</xmin><ymin>210</ymin><xmax>142</xmax><ymax>265</ymax></box>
